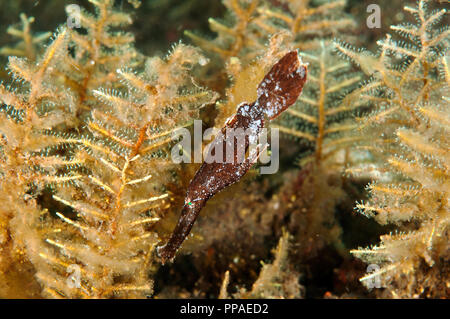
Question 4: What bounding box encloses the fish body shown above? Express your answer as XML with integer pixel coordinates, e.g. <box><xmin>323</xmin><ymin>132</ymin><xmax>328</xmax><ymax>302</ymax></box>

<box><xmin>157</xmin><ymin>51</ymin><xmax>308</xmax><ymax>264</ymax></box>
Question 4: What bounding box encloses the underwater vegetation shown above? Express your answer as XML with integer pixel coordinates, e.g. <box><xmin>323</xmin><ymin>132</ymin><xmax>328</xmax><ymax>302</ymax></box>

<box><xmin>0</xmin><ymin>0</ymin><xmax>448</xmax><ymax>299</ymax></box>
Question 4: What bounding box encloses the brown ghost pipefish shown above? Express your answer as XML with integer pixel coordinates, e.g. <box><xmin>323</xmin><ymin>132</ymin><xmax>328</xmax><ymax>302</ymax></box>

<box><xmin>157</xmin><ymin>51</ymin><xmax>308</xmax><ymax>264</ymax></box>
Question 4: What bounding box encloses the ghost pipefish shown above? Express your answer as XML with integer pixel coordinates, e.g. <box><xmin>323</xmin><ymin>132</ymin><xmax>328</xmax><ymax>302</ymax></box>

<box><xmin>157</xmin><ymin>51</ymin><xmax>308</xmax><ymax>264</ymax></box>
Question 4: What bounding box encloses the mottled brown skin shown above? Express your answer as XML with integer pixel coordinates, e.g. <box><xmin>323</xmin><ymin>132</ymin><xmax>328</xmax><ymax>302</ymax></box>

<box><xmin>157</xmin><ymin>51</ymin><xmax>308</xmax><ymax>264</ymax></box>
